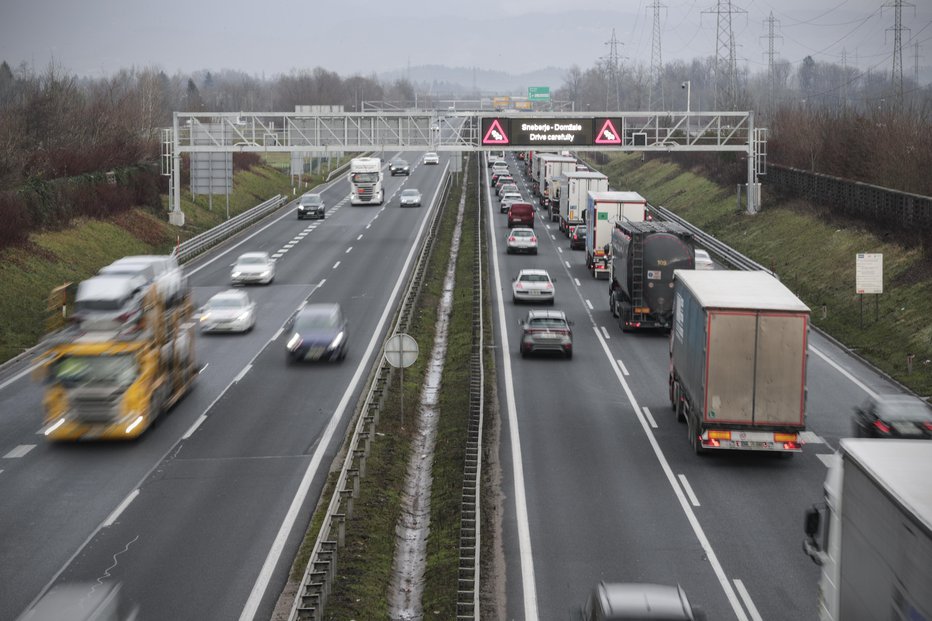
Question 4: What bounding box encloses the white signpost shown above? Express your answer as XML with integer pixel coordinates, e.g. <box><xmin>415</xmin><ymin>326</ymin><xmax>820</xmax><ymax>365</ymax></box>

<box><xmin>384</xmin><ymin>333</ymin><xmax>418</xmax><ymax>426</ymax></box>
<box><xmin>855</xmin><ymin>253</ymin><xmax>883</xmax><ymax>326</ymax></box>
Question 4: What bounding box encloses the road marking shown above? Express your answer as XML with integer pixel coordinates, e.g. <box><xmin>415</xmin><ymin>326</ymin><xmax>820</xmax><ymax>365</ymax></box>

<box><xmin>0</xmin><ymin>363</ymin><xmax>41</xmax><ymax>392</ymax></box>
<box><xmin>799</xmin><ymin>431</ymin><xmax>825</xmax><ymax>444</ymax></box>
<box><xmin>817</xmin><ymin>453</ymin><xmax>837</xmax><ymax>468</ymax></box>
<box><xmin>809</xmin><ymin>345</ymin><xmax>879</xmax><ymax>399</ymax></box>
<box><xmin>318</xmin><ymin>278</ymin><xmax>326</xmax><ymax>287</ymax></box>
<box><xmin>616</xmin><ymin>359</ymin><xmax>630</xmax><ymax>375</ymax></box>
<box><xmin>332</xmin><ymin>261</ymin><xmax>341</xmax><ymax>270</ymax></box>
<box><xmin>102</xmin><ymin>489</ymin><xmax>139</xmax><ymax>527</ymax></box>
<box><xmin>586</xmin><ymin>299</ymin><xmax>594</xmax><ymax>310</ymax></box>
<box><xmin>550</xmin><ymin>234</ymin><xmax>556</xmax><ymax>241</ymax></box>
<box><xmin>642</xmin><ymin>406</ymin><xmax>658</xmax><ymax>429</ymax></box>
<box><xmin>678</xmin><ymin>474</ymin><xmax>701</xmax><ymax>506</ymax></box>
<box><xmin>557</xmin><ymin>247</ymin><xmax>563</xmax><ymax>254</ymax></box>
<box><xmin>199</xmin><ymin>363</ymin><xmax>209</xmax><ymax>374</ymax></box>
<box><xmin>182</xmin><ymin>414</ymin><xmax>207</xmax><ymax>440</ymax></box>
<box><xmin>357</xmin><ymin>234</ymin><xmax>363</xmax><ymax>241</ymax></box>
<box><xmin>733</xmin><ymin>579</ymin><xmax>764</xmax><ymax>621</ymax></box>
<box><xmin>272</xmin><ymin>252</ymin><xmax>284</xmax><ymax>259</ymax></box>
<box><xmin>3</xmin><ymin>444</ymin><xmax>36</xmax><ymax>459</ymax></box>
<box><xmin>574</xmin><ymin>278</ymin><xmax>581</xmax><ymax>286</ymax></box>
<box><xmin>366</xmin><ymin>223</ymin><xmax>371</xmax><ymax>229</ymax></box>
<box><xmin>345</xmin><ymin>246</ymin><xmax>353</xmax><ymax>254</ymax></box>
<box><xmin>564</xmin><ymin>261</ymin><xmax>571</xmax><ymax>268</ymax></box>
<box><xmin>593</xmin><ymin>328</ymin><xmax>749</xmax><ymax>621</ymax></box>
<box><xmin>600</xmin><ymin>326</ymin><xmax>610</xmax><ymax>339</ymax></box>
<box><xmin>232</xmin><ymin>363</ymin><xmax>252</xmax><ymax>384</ymax></box>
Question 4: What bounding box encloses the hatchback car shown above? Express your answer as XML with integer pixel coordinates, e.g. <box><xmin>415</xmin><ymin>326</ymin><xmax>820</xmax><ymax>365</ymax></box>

<box><xmin>694</xmin><ymin>249</ymin><xmax>714</xmax><ymax>270</ymax></box>
<box><xmin>495</xmin><ymin>176</ymin><xmax>515</xmax><ymax>195</ymax></box>
<box><xmin>423</xmin><ymin>152</ymin><xmax>439</xmax><ymax>165</ymax></box>
<box><xmin>231</xmin><ymin>252</ymin><xmax>275</xmax><ymax>285</ymax></box>
<box><xmin>399</xmin><ymin>188</ymin><xmax>422</xmax><ymax>207</ymax></box>
<box><xmin>853</xmin><ymin>394</ymin><xmax>932</xmax><ymax>439</ymax></box>
<box><xmin>512</xmin><ymin>268</ymin><xmax>555</xmax><ymax>304</ymax></box>
<box><xmin>73</xmin><ymin>274</ymin><xmax>148</xmax><ymax>331</ymax></box>
<box><xmin>499</xmin><ymin>183</ymin><xmax>519</xmax><ymax>198</ymax></box>
<box><xmin>500</xmin><ymin>192</ymin><xmax>523</xmax><ymax>214</ymax></box>
<box><xmin>580</xmin><ymin>582</ymin><xmax>703</xmax><ymax>620</ymax></box>
<box><xmin>297</xmin><ymin>193</ymin><xmax>325</xmax><ymax>220</ymax></box>
<box><xmin>490</xmin><ymin>171</ymin><xmax>510</xmax><ymax>187</ymax></box>
<box><xmin>199</xmin><ymin>289</ymin><xmax>256</xmax><ymax>333</ymax></box>
<box><xmin>506</xmin><ymin>228</ymin><xmax>538</xmax><ymax>255</ymax></box>
<box><xmin>570</xmin><ymin>225</ymin><xmax>587</xmax><ymax>250</ymax></box>
<box><xmin>518</xmin><ymin>309</ymin><xmax>573</xmax><ymax>359</ymax></box>
<box><xmin>389</xmin><ymin>158</ymin><xmax>410</xmax><ymax>176</ymax></box>
<box><xmin>285</xmin><ymin>303</ymin><xmax>348</xmax><ymax>363</ymax></box>
<box><xmin>507</xmin><ymin>202</ymin><xmax>535</xmax><ymax>228</ymax></box>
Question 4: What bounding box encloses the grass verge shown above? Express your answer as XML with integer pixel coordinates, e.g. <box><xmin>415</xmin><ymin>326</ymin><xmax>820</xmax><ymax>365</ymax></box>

<box><xmin>598</xmin><ymin>153</ymin><xmax>932</xmax><ymax>396</ymax></box>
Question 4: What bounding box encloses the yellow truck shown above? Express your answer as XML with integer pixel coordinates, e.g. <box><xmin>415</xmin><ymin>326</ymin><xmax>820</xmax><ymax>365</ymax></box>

<box><xmin>38</xmin><ymin>286</ymin><xmax>197</xmax><ymax>441</ymax></box>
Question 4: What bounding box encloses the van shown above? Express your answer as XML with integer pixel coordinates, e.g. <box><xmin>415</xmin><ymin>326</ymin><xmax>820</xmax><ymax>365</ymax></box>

<box><xmin>507</xmin><ymin>202</ymin><xmax>535</xmax><ymax>228</ymax></box>
<box><xmin>73</xmin><ymin>274</ymin><xmax>148</xmax><ymax>331</ymax></box>
<box><xmin>488</xmin><ymin>150</ymin><xmax>505</xmax><ymax>166</ymax></box>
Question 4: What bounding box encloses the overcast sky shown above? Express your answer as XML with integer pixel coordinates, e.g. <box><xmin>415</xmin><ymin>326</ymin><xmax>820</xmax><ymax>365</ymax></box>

<box><xmin>2</xmin><ymin>0</ymin><xmax>930</xmax><ymax>83</ymax></box>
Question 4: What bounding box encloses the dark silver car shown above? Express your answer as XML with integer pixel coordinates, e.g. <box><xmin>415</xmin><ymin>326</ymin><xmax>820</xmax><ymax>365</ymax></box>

<box><xmin>389</xmin><ymin>158</ymin><xmax>410</xmax><ymax>176</ymax></box>
<box><xmin>285</xmin><ymin>303</ymin><xmax>348</xmax><ymax>363</ymax></box>
<box><xmin>297</xmin><ymin>193</ymin><xmax>325</xmax><ymax>220</ymax></box>
<box><xmin>399</xmin><ymin>188</ymin><xmax>422</xmax><ymax>207</ymax></box>
<box><xmin>853</xmin><ymin>394</ymin><xmax>932</xmax><ymax>439</ymax></box>
<box><xmin>580</xmin><ymin>582</ymin><xmax>704</xmax><ymax>620</ymax></box>
<box><xmin>518</xmin><ymin>309</ymin><xmax>573</xmax><ymax>359</ymax></box>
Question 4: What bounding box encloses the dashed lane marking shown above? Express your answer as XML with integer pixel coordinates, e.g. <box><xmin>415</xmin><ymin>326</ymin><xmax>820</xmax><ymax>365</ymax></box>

<box><xmin>3</xmin><ymin>444</ymin><xmax>36</xmax><ymax>459</ymax></box>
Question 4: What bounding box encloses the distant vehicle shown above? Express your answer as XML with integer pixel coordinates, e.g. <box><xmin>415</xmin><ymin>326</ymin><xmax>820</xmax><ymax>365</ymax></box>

<box><xmin>499</xmin><ymin>183</ymin><xmax>519</xmax><ymax>198</ymax></box>
<box><xmin>852</xmin><ymin>394</ymin><xmax>932</xmax><ymax>439</ymax></box>
<box><xmin>349</xmin><ymin>156</ymin><xmax>384</xmax><ymax>205</ymax></box>
<box><xmin>693</xmin><ymin>248</ymin><xmax>714</xmax><ymax>270</ymax></box>
<box><xmin>199</xmin><ymin>289</ymin><xmax>256</xmax><ymax>333</ymax></box>
<box><xmin>559</xmin><ymin>171</ymin><xmax>608</xmax><ymax>231</ymax></box>
<box><xmin>518</xmin><ymin>309</ymin><xmax>573</xmax><ymax>359</ymax></box>
<box><xmin>423</xmin><ymin>152</ymin><xmax>439</xmax><ymax>165</ymax></box>
<box><xmin>72</xmin><ymin>274</ymin><xmax>147</xmax><ymax>332</ymax></box>
<box><xmin>803</xmin><ymin>439</ymin><xmax>932</xmax><ymax>621</ymax></box>
<box><xmin>506</xmin><ymin>228</ymin><xmax>538</xmax><ymax>254</ymax></box>
<box><xmin>517</xmin><ymin>151</ymin><xmax>526</xmax><ymax>161</ymax></box>
<box><xmin>507</xmin><ymin>202</ymin><xmax>535</xmax><ymax>228</ymax></box>
<box><xmin>487</xmin><ymin>150</ymin><xmax>505</xmax><ymax>166</ymax></box>
<box><xmin>495</xmin><ymin>176</ymin><xmax>515</xmax><ymax>196</ymax></box>
<box><xmin>297</xmin><ymin>193</ymin><xmax>325</xmax><ymax>220</ymax></box>
<box><xmin>587</xmin><ymin>191</ymin><xmax>649</xmax><ymax>279</ymax></box>
<box><xmin>491</xmin><ymin>162</ymin><xmax>509</xmax><ymax>175</ymax></box>
<box><xmin>98</xmin><ymin>261</ymin><xmax>157</xmax><ymax>304</ymax></box>
<box><xmin>231</xmin><ymin>252</ymin><xmax>275</xmax><ymax>285</ymax></box>
<box><xmin>389</xmin><ymin>158</ymin><xmax>410</xmax><ymax>176</ymax></box>
<box><xmin>399</xmin><ymin>188</ymin><xmax>422</xmax><ymax>207</ymax></box>
<box><xmin>109</xmin><ymin>255</ymin><xmax>185</xmax><ymax>305</ymax></box>
<box><xmin>500</xmin><ymin>192</ymin><xmax>523</xmax><ymax>214</ymax></box>
<box><xmin>512</xmin><ymin>268</ymin><xmax>554</xmax><ymax>304</ymax></box>
<box><xmin>579</xmin><ymin>582</ymin><xmax>703</xmax><ymax>620</ymax></box>
<box><xmin>490</xmin><ymin>171</ymin><xmax>510</xmax><ymax>187</ymax></box>
<box><xmin>285</xmin><ymin>303</ymin><xmax>348</xmax><ymax>363</ymax></box>
<box><xmin>570</xmin><ymin>225</ymin><xmax>587</xmax><ymax>250</ymax></box>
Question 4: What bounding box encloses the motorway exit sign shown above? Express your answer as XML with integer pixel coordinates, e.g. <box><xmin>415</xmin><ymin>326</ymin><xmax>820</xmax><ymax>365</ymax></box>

<box><xmin>528</xmin><ymin>86</ymin><xmax>550</xmax><ymax>101</ymax></box>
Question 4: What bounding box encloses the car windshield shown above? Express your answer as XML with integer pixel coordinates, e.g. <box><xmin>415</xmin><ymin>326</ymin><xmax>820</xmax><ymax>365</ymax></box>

<box><xmin>209</xmin><ymin>296</ymin><xmax>245</xmax><ymax>309</ymax></box>
<box><xmin>511</xmin><ymin>230</ymin><xmax>534</xmax><ymax>238</ymax></box>
<box><xmin>300</xmin><ymin>196</ymin><xmax>321</xmax><ymax>205</ymax></box>
<box><xmin>575</xmin><ymin>227</ymin><xmax>587</xmax><ymax>235</ymax></box>
<box><xmin>876</xmin><ymin>398</ymin><xmax>932</xmax><ymax>420</ymax></box>
<box><xmin>237</xmin><ymin>256</ymin><xmax>268</xmax><ymax>265</ymax></box>
<box><xmin>393</xmin><ymin>160</ymin><xmax>407</xmax><ymax>166</ymax></box>
<box><xmin>519</xmin><ymin>274</ymin><xmax>550</xmax><ymax>283</ymax></box>
<box><xmin>295</xmin><ymin>309</ymin><xmax>341</xmax><ymax>331</ymax></box>
<box><xmin>351</xmin><ymin>172</ymin><xmax>379</xmax><ymax>183</ymax></box>
<box><xmin>52</xmin><ymin>354</ymin><xmax>138</xmax><ymax>387</ymax></box>
<box><xmin>401</xmin><ymin>190</ymin><xmax>419</xmax><ymax>197</ymax></box>
<box><xmin>528</xmin><ymin>318</ymin><xmax>567</xmax><ymax>329</ymax></box>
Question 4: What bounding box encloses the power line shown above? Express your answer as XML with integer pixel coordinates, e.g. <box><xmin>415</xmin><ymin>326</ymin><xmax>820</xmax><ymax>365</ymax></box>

<box><xmin>704</xmin><ymin>0</ymin><xmax>747</xmax><ymax>110</ymax></box>
<box><xmin>883</xmin><ymin>0</ymin><xmax>915</xmax><ymax>103</ymax></box>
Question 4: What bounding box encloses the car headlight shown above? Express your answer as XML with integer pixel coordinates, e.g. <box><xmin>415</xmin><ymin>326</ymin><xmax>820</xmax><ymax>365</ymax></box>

<box><xmin>232</xmin><ymin>271</ymin><xmax>242</xmax><ymax>278</ymax></box>
<box><xmin>200</xmin><ymin>312</ymin><xmax>210</xmax><ymax>322</ymax></box>
<box><xmin>328</xmin><ymin>331</ymin><xmax>344</xmax><ymax>350</ymax></box>
<box><xmin>286</xmin><ymin>332</ymin><xmax>302</xmax><ymax>351</ymax></box>
<box><xmin>260</xmin><ymin>270</ymin><xmax>272</xmax><ymax>278</ymax></box>
<box><xmin>237</xmin><ymin>312</ymin><xmax>250</xmax><ymax>323</ymax></box>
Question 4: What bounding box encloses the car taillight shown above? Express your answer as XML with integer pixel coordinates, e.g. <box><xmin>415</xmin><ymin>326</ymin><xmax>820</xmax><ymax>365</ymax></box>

<box><xmin>530</xmin><ymin>237</ymin><xmax>537</xmax><ymax>243</ymax></box>
<box><xmin>783</xmin><ymin>442</ymin><xmax>801</xmax><ymax>450</ymax></box>
<box><xmin>923</xmin><ymin>421</ymin><xmax>932</xmax><ymax>431</ymax></box>
<box><xmin>508</xmin><ymin>236</ymin><xmax>516</xmax><ymax>242</ymax></box>
<box><xmin>515</xmin><ymin>283</ymin><xmax>524</xmax><ymax>290</ymax></box>
<box><xmin>545</xmin><ymin>283</ymin><xmax>553</xmax><ymax>289</ymax></box>
<box><xmin>873</xmin><ymin>420</ymin><xmax>892</xmax><ymax>433</ymax></box>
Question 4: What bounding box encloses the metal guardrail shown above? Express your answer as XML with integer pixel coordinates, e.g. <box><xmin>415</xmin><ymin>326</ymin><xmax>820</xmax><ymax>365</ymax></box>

<box><xmin>173</xmin><ymin>194</ymin><xmax>287</xmax><ymax>264</ymax></box>
<box><xmin>288</xmin><ymin>162</ymin><xmax>454</xmax><ymax>621</ymax></box>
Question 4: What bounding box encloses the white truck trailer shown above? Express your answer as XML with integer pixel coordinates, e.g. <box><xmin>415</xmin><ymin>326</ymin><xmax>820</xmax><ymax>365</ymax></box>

<box><xmin>348</xmin><ymin>156</ymin><xmax>384</xmax><ymax>206</ymax></box>
<box><xmin>584</xmin><ymin>191</ymin><xmax>647</xmax><ymax>279</ymax></box>
<box><xmin>668</xmin><ymin>270</ymin><xmax>809</xmax><ymax>454</ymax></box>
<box><xmin>538</xmin><ymin>154</ymin><xmax>577</xmax><ymax>211</ymax></box>
<box><xmin>803</xmin><ymin>439</ymin><xmax>932</xmax><ymax>621</ymax></box>
<box><xmin>558</xmin><ymin>171</ymin><xmax>608</xmax><ymax>230</ymax></box>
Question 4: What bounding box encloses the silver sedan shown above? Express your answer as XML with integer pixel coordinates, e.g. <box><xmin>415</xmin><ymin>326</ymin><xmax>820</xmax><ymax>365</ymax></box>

<box><xmin>200</xmin><ymin>289</ymin><xmax>256</xmax><ymax>333</ymax></box>
<box><xmin>231</xmin><ymin>252</ymin><xmax>275</xmax><ymax>285</ymax></box>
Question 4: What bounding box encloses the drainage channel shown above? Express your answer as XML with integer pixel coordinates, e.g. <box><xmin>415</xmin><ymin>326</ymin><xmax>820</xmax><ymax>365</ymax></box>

<box><xmin>387</xmin><ymin>163</ymin><xmax>470</xmax><ymax>620</ymax></box>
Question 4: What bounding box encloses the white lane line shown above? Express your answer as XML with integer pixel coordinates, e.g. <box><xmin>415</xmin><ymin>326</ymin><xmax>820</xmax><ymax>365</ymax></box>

<box><xmin>272</xmin><ymin>253</ymin><xmax>284</xmax><ymax>259</ymax></box>
<box><xmin>102</xmin><ymin>489</ymin><xmax>139</xmax><ymax>527</ymax></box>
<box><xmin>182</xmin><ymin>414</ymin><xmax>208</xmax><ymax>440</ymax></box>
<box><xmin>810</xmin><ymin>345</ymin><xmax>879</xmax><ymax>399</ymax></box>
<box><xmin>239</xmin><ymin>160</ymin><xmax>451</xmax><ymax>621</ymax></box>
<box><xmin>546</xmin><ymin>224</ymin><xmax>551</xmax><ymax>229</ymax></box>
<box><xmin>600</xmin><ymin>326</ymin><xmax>610</xmax><ymax>339</ymax></box>
<box><xmin>366</xmin><ymin>223</ymin><xmax>371</xmax><ymax>229</ymax></box>
<box><xmin>594</xmin><ymin>328</ymin><xmax>749</xmax><ymax>620</ymax></box>
<box><xmin>564</xmin><ymin>261</ymin><xmax>571</xmax><ymax>268</ymax></box>
<box><xmin>550</xmin><ymin>234</ymin><xmax>556</xmax><ymax>240</ymax></box>
<box><xmin>332</xmin><ymin>261</ymin><xmax>341</xmax><ymax>270</ymax></box>
<box><xmin>678</xmin><ymin>474</ymin><xmax>701</xmax><ymax>506</ymax></box>
<box><xmin>642</xmin><ymin>406</ymin><xmax>658</xmax><ymax>429</ymax></box>
<box><xmin>799</xmin><ymin>431</ymin><xmax>825</xmax><ymax>444</ymax></box>
<box><xmin>0</xmin><ymin>363</ymin><xmax>41</xmax><ymax>392</ymax></box>
<box><xmin>357</xmin><ymin>234</ymin><xmax>364</xmax><ymax>241</ymax></box>
<box><xmin>733</xmin><ymin>579</ymin><xmax>764</xmax><ymax>621</ymax></box>
<box><xmin>616</xmin><ymin>359</ymin><xmax>630</xmax><ymax>376</ymax></box>
<box><xmin>199</xmin><ymin>363</ymin><xmax>209</xmax><ymax>374</ymax></box>
<box><xmin>3</xmin><ymin>444</ymin><xmax>36</xmax><ymax>459</ymax></box>
<box><xmin>318</xmin><ymin>278</ymin><xmax>326</xmax><ymax>287</ymax></box>
<box><xmin>557</xmin><ymin>247</ymin><xmax>564</xmax><ymax>254</ymax></box>
<box><xmin>586</xmin><ymin>299</ymin><xmax>594</xmax><ymax>310</ymax></box>
<box><xmin>485</xmin><ymin>162</ymin><xmax>539</xmax><ymax>621</ymax></box>
<box><xmin>574</xmin><ymin>278</ymin><xmax>581</xmax><ymax>286</ymax></box>
<box><xmin>232</xmin><ymin>363</ymin><xmax>252</xmax><ymax>384</ymax></box>
<box><xmin>345</xmin><ymin>246</ymin><xmax>353</xmax><ymax>254</ymax></box>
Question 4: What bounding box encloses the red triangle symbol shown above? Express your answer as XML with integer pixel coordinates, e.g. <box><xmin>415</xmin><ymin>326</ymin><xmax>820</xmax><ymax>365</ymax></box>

<box><xmin>595</xmin><ymin>119</ymin><xmax>621</xmax><ymax>144</ymax></box>
<box><xmin>482</xmin><ymin>119</ymin><xmax>509</xmax><ymax>145</ymax></box>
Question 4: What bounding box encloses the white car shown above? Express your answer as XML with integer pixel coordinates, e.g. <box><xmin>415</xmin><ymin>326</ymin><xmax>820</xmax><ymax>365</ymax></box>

<box><xmin>108</xmin><ymin>255</ymin><xmax>185</xmax><ymax>304</ymax></box>
<box><xmin>694</xmin><ymin>249</ymin><xmax>714</xmax><ymax>270</ymax></box>
<box><xmin>200</xmin><ymin>289</ymin><xmax>256</xmax><ymax>333</ymax></box>
<box><xmin>231</xmin><ymin>252</ymin><xmax>275</xmax><ymax>285</ymax></box>
<box><xmin>506</xmin><ymin>228</ymin><xmax>538</xmax><ymax>255</ymax></box>
<box><xmin>500</xmin><ymin>192</ymin><xmax>523</xmax><ymax>214</ymax></box>
<box><xmin>399</xmin><ymin>188</ymin><xmax>422</xmax><ymax>207</ymax></box>
<box><xmin>423</xmin><ymin>152</ymin><xmax>440</xmax><ymax>165</ymax></box>
<box><xmin>512</xmin><ymin>269</ymin><xmax>555</xmax><ymax>304</ymax></box>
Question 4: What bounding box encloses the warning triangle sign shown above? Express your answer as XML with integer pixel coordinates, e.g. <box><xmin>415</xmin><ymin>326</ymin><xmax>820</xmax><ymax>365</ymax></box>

<box><xmin>595</xmin><ymin>119</ymin><xmax>621</xmax><ymax>144</ymax></box>
<box><xmin>482</xmin><ymin>119</ymin><xmax>509</xmax><ymax>145</ymax></box>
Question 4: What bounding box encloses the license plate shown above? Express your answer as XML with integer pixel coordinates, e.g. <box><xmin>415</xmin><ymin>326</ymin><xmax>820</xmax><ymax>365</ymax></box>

<box><xmin>305</xmin><ymin>347</ymin><xmax>325</xmax><ymax>360</ymax></box>
<box><xmin>529</xmin><ymin>290</ymin><xmax>540</xmax><ymax>295</ymax></box>
<box><xmin>893</xmin><ymin>422</ymin><xmax>920</xmax><ymax>435</ymax></box>
<box><xmin>733</xmin><ymin>440</ymin><xmax>771</xmax><ymax>449</ymax></box>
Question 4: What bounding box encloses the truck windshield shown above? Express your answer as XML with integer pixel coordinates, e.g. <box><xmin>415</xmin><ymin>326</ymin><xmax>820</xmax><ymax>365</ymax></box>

<box><xmin>351</xmin><ymin>172</ymin><xmax>379</xmax><ymax>183</ymax></box>
<box><xmin>52</xmin><ymin>354</ymin><xmax>138</xmax><ymax>388</ymax></box>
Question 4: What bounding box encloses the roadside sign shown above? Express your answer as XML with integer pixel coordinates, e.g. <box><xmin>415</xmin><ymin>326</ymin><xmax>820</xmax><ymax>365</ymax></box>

<box><xmin>510</xmin><ymin>118</ymin><xmax>593</xmax><ymax>146</ymax></box>
<box><xmin>856</xmin><ymin>253</ymin><xmax>883</xmax><ymax>294</ymax></box>
<box><xmin>595</xmin><ymin>119</ymin><xmax>622</xmax><ymax>144</ymax></box>
<box><xmin>482</xmin><ymin>119</ymin><xmax>510</xmax><ymax>145</ymax></box>
<box><xmin>528</xmin><ymin>87</ymin><xmax>551</xmax><ymax>102</ymax></box>
<box><xmin>514</xmin><ymin>100</ymin><xmax>533</xmax><ymax>110</ymax></box>
<box><xmin>384</xmin><ymin>333</ymin><xmax>418</xmax><ymax>368</ymax></box>
<box><xmin>492</xmin><ymin>96</ymin><xmax>511</xmax><ymax>109</ymax></box>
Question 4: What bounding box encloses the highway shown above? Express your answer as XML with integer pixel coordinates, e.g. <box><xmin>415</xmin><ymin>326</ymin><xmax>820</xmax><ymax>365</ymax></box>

<box><xmin>486</xmin><ymin>153</ymin><xmax>906</xmax><ymax>620</ymax></box>
<box><xmin>0</xmin><ymin>153</ymin><xmax>448</xmax><ymax>620</ymax></box>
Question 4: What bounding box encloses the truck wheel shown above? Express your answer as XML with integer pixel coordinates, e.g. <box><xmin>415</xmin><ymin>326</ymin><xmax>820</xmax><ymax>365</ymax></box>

<box><xmin>610</xmin><ymin>291</ymin><xmax>618</xmax><ymax>317</ymax></box>
<box><xmin>688</xmin><ymin>414</ymin><xmax>706</xmax><ymax>455</ymax></box>
<box><xmin>675</xmin><ymin>391</ymin><xmax>686</xmax><ymax>423</ymax></box>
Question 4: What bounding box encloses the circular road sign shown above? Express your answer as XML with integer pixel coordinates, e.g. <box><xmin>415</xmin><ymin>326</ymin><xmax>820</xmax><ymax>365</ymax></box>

<box><xmin>384</xmin><ymin>333</ymin><xmax>418</xmax><ymax>368</ymax></box>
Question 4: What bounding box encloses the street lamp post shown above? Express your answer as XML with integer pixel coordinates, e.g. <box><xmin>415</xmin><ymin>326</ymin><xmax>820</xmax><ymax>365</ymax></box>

<box><xmin>682</xmin><ymin>81</ymin><xmax>691</xmax><ymax>139</ymax></box>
